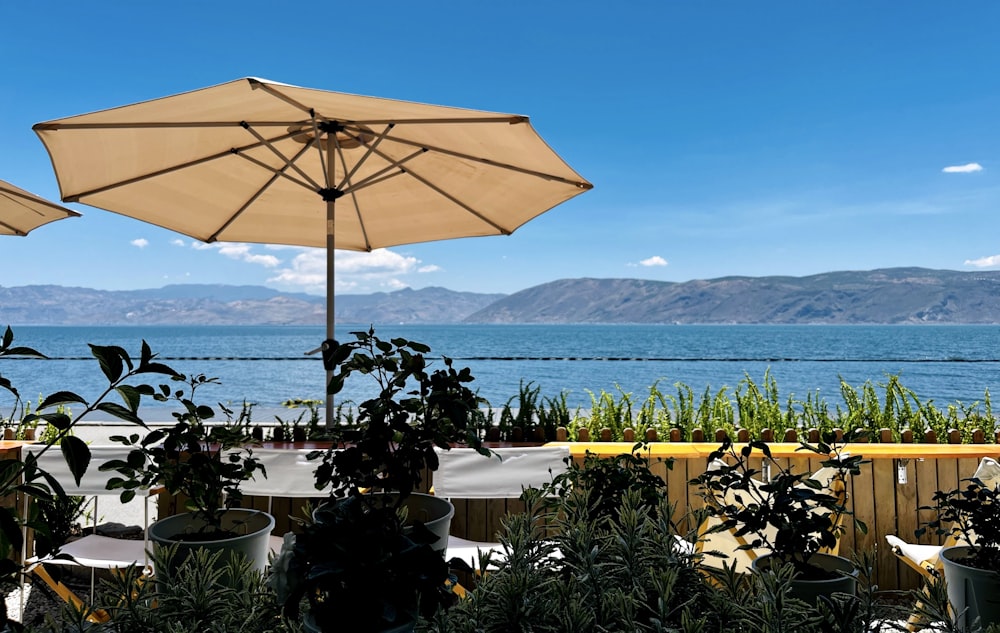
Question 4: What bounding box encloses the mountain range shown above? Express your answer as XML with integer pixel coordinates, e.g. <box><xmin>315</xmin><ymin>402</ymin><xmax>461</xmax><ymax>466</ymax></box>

<box><xmin>2</xmin><ymin>268</ymin><xmax>1000</xmax><ymax>325</ymax></box>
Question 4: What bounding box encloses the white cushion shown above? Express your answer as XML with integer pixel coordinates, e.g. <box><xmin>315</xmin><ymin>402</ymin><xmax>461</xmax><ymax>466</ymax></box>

<box><xmin>27</xmin><ymin>535</ymin><xmax>151</xmax><ymax>571</ymax></box>
<box><xmin>885</xmin><ymin>534</ymin><xmax>941</xmax><ymax>568</ymax></box>
<box><xmin>432</xmin><ymin>446</ymin><xmax>570</xmax><ymax>499</ymax></box>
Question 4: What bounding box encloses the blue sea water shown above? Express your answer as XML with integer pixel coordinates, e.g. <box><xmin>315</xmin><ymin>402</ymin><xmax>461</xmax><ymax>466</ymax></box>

<box><xmin>1</xmin><ymin>324</ymin><xmax>998</xmax><ymax>421</ymax></box>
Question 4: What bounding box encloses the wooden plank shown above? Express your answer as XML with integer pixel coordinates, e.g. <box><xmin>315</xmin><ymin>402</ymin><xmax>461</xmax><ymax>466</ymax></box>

<box><xmin>894</xmin><ymin>457</ymin><xmax>921</xmax><ymax>591</ymax></box>
<box><xmin>665</xmin><ymin>455</ymin><xmax>692</xmax><ymax>532</ymax></box>
<box><xmin>450</xmin><ymin>498</ymin><xmax>469</xmax><ymax>540</ymax></box>
<box><xmin>872</xmin><ymin>458</ymin><xmax>898</xmax><ymax>591</ymax></box>
<box><xmin>935</xmin><ymin>457</ymin><xmax>960</xmax><ymax>546</ymax></box>
<box><xmin>915</xmin><ymin>457</ymin><xmax>939</xmax><ymax>546</ymax></box>
<box><xmin>466</xmin><ymin>499</ymin><xmax>488</xmax><ymax>542</ymax></box>
<box><xmin>851</xmin><ymin>458</ymin><xmax>877</xmax><ymax>570</ymax></box>
<box><xmin>486</xmin><ymin>498</ymin><xmax>507</xmax><ymax>540</ymax></box>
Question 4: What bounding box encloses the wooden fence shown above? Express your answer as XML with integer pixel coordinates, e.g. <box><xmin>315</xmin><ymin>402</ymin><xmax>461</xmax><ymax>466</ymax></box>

<box><xmin>154</xmin><ymin>435</ymin><xmax>1000</xmax><ymax>592</ymax></box>
<box><xmin>434</xmin><ymin>439</ymin><xmax>1000</xmax><ymax>593</ymax></box>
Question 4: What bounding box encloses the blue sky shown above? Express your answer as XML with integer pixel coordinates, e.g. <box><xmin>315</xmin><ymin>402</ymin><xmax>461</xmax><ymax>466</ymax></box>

<box><xmin>2</xmin><ymin>2</ymin><xmax>998</xmax><ymax>296</ymax></box>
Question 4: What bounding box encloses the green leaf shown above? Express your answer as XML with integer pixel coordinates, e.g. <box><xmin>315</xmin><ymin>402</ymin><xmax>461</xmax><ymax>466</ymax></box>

<box><xmin>39</xmin><ymin>391</ymin><xmax>88</xmax><ymax>409</ymax></box>
<box><xmin>0</xmin><ymin>507</ymin><xmax>22</xmax><ymax>553</ymax></box>
<box><xmin>42</xmin><ymin>412</ymin><xmax>72</xmax><ymax>431</ymax></box>
<box><xmin>99</xmin><ymin>459</ymin><xmax>130</xmax><ymax>472</ymax></box>
<box><xmin>136</xmin><ymin>362</ymin><xmax>180</xmax><ymax>377</ymax></box>
<box><xmin>5</xmin><ymin>346</ymin><xmax>47</xmax><ymax>359</ymax></box>
<box><xmin>60</xmin><ymin>435</ymin><xmax>92</xmax><ymax>487</ymax></box>
<box><xmin>115</xmin><ymin>385</ymin><xmax>143</xmax><ymax>413</ymax></box>
<box><xmin>89</xmin><ymin>344</ymin><xmax>128</xmax><ymax>383</ymax></box>
<box><xmin>96</xmin><ymin>402</ymin><xmax>143</xmax><ymax>424</ymax></box>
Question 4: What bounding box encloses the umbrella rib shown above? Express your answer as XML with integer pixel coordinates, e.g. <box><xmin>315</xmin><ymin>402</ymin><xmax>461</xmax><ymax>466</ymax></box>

<box><xmin>232</xmin><ymin>148</ymin><xmax>320</xmax><ymax>194</ymax></box>
<box><xmin>248</xmin><ymin>79</ymin><xmax>316</xmax><ymax>116</ymax></box>
<box><xmin>405</xmin><ymin>169</ymin><xmax>509</xmax><ymax>234</ymax></box>
<box><xmin>240</xmin><ymin>122</ymin><xmax>323</xmax><ymax>191</ymax></box>
<box><xmin>0</xmin><ymin>219</ymin><xmax>26</xmax><ymax>236</ymax></box>
<box><xmin>336</xmin><ymin>124</ymin><xmax>394</xmax><ymax>191</ymax></box>
<box><xmin>211</xmin><ymin>140</ymin><xmax>317</xmax><ymax>241</ymax></box>
<box><xmin>206</xmin><ymin>172</ymin><xmax>282</xmax><ymax>242</ymax></box>
<box><xmin>34</xmin><ymin>121</ymin><xmax>314</xmax><ymax>130</ymax></box>
<box><xmin>0</xmin><ymin>186</ymin><xmax>80</xmax><ymax>217</ymax></box>
<box><xmin>330</xmin><ymin>116</ymin><xmax>529</xmax><ymax>125</ymax></box>
<box><xmin>341</xmin><ymin>150</ymin><xmax>423</xmax><ymax>195</ymax></box>
<box><xmin>60</xmin><ymin>127</ymin><xmax>307</xmax><ymax>201</ymax></box>
<box><xmin>368</xmin><ymin>131</ymin><xmax>592</xmax><ymax>189</ymax></box>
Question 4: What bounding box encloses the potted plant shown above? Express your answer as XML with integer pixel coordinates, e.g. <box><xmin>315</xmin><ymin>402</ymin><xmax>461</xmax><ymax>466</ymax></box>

<box><xmin>541</xmin><ymin>442</ymin><xmax>671</xmax><ymax>527</ymax></box>
<box><xmin>102</xmin><ymin>373</ymin><xmax>273</xmax><ymax>574</ymax></box>
<box><xmin>691</xmin><ymin>432</ymin><xmax>867</xmax><ymax>604</ymax></box>
<box><xmin>917</xmin><ymin>474</ymin><xmax>1000</xmax><ymax>629</ymax></box>
<box><xmin>0</xmin><ymin>328</ymin><xmax>203</xmax><ymax>629</ymax></box>
<box><xmin>272</xmin><ymin>328</ymin><xmax>485</xmax><ymax>633</ymax></box>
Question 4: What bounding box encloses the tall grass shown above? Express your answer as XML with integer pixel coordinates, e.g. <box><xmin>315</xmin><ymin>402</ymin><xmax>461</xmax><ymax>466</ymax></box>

<box><xmin>333</xmin><ymin>371</ymin><xmax>997</xmax><ymax>444</ymax></box>
<box><xmin>547</xmin><ymin>373</ymin><xmax>996</xmax><ymax>443</ymax></box>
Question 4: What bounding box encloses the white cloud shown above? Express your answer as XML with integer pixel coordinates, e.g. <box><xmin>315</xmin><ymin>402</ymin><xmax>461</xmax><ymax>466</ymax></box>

<box><xmin>943</xmin><ymin>163</ymin><xmax>983</xmax><ymax>174</ymax></box>
<box><xmin>171</xmin><ymin>239</ymin><xmax>186</xmax><ymax>247</ymax></box>
<box><xmin>131</xmin><ymin>238</ymin><xmax>149</xmax><ymax>248</ymax></box>
<box><xmin>268</xmin><ymin>248</ymin><xmax>437</xmax><ymax>294</ymax></box>
<box><xmin>965</xmin><ymin>255</ymin><xmax>1000</xmax><ymax>267</ymax></box>
<box><xmin>191</xmin><ymin>242</ymin><xmax>281</xmax><ymax>267</ymax></box>
<box><xmin>639</xmin><ymin>256</ymin><xmax>668</xmax><ymax>267</ymax></box>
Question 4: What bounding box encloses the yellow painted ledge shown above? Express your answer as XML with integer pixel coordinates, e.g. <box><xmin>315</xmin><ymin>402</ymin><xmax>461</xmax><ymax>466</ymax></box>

<box><xmin>545</xmin><ymin>441</ymin><xmax>1000</xmax><ymax>460</ymax></box>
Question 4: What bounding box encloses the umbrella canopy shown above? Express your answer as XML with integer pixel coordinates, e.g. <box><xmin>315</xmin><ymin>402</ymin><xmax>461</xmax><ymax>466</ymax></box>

<box><xmin>0</xmin><ymin>179</ymin><xmax>80</xmax><ymax>236</ymax></box>
<box><xmin>32</xmin><ymin>77</ymin><xmax>592</xmax><ymax>421</ymax></box>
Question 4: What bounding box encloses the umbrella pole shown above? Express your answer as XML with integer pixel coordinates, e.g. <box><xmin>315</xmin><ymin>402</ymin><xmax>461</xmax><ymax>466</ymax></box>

<box><xmin>325</xmin><ymin>128</ymin><xmax>337</xmax><ymax>428</ymax></box>
<box><xmin>326</xmin><ymin>195</ymin><xmax>335</xmax><ymax>427</ymax></box>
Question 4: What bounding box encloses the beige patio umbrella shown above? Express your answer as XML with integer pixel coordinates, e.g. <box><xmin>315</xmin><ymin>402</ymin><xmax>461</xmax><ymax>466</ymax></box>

<box><xmin>0</xmin><ymin>179</ymin><xmax>80</xmax><ymax>236</ymax></box>
<box><xmin>32</xmin><ymin>77</ymin><xmax>592</xmax><ymax>423</ymax></box>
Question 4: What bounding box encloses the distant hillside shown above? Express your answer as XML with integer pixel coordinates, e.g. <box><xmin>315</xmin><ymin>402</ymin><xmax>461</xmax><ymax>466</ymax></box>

<box><xmin>0</xmin><ymin>284</ymin><xmax>502</xmax><ymax>325</ymax></box>
<box><xmin>464</xmin><ymin>268</ymin><xmax>1000</xmax><ymax>324</ymax></box>
<box><xmin>3</xmin><ymin>268</ymin><xmax>1000</xmax><ymax>325</ymax></box>
<box><xmin>334</xmin><ymin>287</ymin><xmax>506</xmax><ymax>324</ymax></box>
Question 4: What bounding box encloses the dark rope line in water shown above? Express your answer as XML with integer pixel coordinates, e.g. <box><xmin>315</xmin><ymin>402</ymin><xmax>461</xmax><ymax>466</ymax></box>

<box><xmin>6</xmin><ymin>356</ymin><xmax>1000</xmax><ymax>363</ymax></box>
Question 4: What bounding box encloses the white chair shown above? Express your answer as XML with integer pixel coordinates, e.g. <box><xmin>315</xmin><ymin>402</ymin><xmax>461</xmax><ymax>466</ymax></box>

<box><xmin>432</xmin><ymin>446</ymin><xmax>571</xmax><ymax>569</ymax></box>
<box><xmin>885</xmin><ymin>456</ymin><xmax>1000</xmax><ymax>631</ymax></box>
<box><xmin>21</xmin><ymin>444</ymin><xmax>161</xmax><ymax>621</ymax></box>
<box><xmin>886</xmin><ymin>457</ymin><xmax>1000</xmax><ymax>576</ymax></box>
<box><xmin>237</xmin><ymin>447</ymin><xmax>323</xmax><ymax>556</ymax></box>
